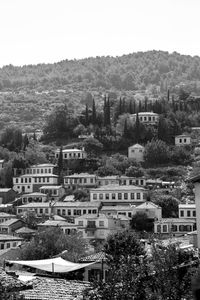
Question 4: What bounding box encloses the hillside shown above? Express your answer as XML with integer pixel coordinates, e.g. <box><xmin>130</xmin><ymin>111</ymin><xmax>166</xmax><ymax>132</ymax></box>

<box><xmin>1</xmin><ymin>50</ymin><xmax>200</xmax><ymax>131</ymax></box>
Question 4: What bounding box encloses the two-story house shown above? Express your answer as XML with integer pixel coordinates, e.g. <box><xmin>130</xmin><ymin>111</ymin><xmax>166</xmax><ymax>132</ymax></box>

<box><xmin>13</xmin><ymin>163</ymin><xmax>58</xmax><ymax>194</ymax></box>
<box><xmin>64</xmin><ymin>173</ymin><xmax>97</xmax><ymax>190</ymax></box>
<box><xmin>90</xmin><ymin>184</ymin><xmax>146</xmax><ymax>206</ymax></box>
<box><xmin>128</xmin><ymin>144</ymin><xmax>145</xmax><ymax>162</ymax></box>
<box><xmin>39</xmin><ymin>186</ymin><xmax>65</xmax><ymax>201</ymax></box>
<box><xmin>130</xmin><ymin>112</ymin><xmax>159</xmax><ymax>125</ymax></box>
<box><xmin>55</xmin><ymin>148</ymin><xmax>87</xmax><ymax>160</ymax></box>
<box><xmin>75</xmin><ymin>214</ymin><xmax>129</xmax><ymax>240</ymax></box>
<box><xmin>0</xmin><ymin>219</ymin><xmax>25</xmax><ymax>235</ymax></box>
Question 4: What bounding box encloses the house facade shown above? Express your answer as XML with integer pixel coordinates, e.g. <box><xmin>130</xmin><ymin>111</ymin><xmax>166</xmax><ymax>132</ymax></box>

<box><xmin>90</xmin><ymin>184</ymin><xmax>146</xmax><ymax>205</ymax></box>
<box><xmin>154</xmin><ymin>218</ymin><xmax>196</xmax><ymax>235</ymax></box>
<box><xmin>179</xmin><ymin>204</ymin><xmax>196</xmax><ymax>219</ymax></box>
<box><xmin>75</xmin><ymin>214</ymin><xmax>129</xmax><ymax>240</ymax></box>
<box><xmin>0</xmin><ymin>235</ymin><xmax>23</xmax><ymax>250</ymax></box>
<box><xmin>39</xmin><ymin>186</ymin><xmax>65</xmax><ymax>201</ymax></box>
<box><xmin>55</xmin><ymin>148</ymin><xmax>87</xmax><ymax>160</ymax></box>
<box><xmin>130</xmin><ymin>112</ymin><xmax>159</xmax><ymax>125</ymax></box>
<box><xmin>20</xmin><ymin>192</ymin><xmax>48</xmax><ymax>204</ymax></box>
<box><xmin>128</xmin><ymin>144</ymin><xmax>145</xmax><ymax>162</ymax></box>
<box><xmin>175</xmin><ymin>135</ymin><xmax>191</xmax><ymax>146</ymax></box>
<box><xmin>133</xmin><ymin>201</ymin><xmax>162</xmax><ymax>220</ymax></box>
<box><xmin>16</xmin><ymin>201</ymin><xmax>101</xmax><ymax>219</ymax></box>
<box><xmin>64</xmin><ymin>173</ymin><xmax>97</xmax><ymax>189</ymax></box>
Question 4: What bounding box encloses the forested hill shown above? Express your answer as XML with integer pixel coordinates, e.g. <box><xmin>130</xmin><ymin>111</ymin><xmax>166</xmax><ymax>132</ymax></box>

<box><xmin>1</xmin><ymin>50</ymin><xmax>200</xmax><ymax>93</ymax></box>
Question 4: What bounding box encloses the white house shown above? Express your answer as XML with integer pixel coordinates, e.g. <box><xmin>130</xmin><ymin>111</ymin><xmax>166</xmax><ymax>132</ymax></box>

<box><xmin>75</xmin><ymin>214</ymin><xmax>129</xmax><ymax>240</ymax></box>
<box><xmin>13</xmin><ymin>174</ymin><xmax>59</xmax><ymax>194</ymax></box>
<box><xmin>97</xmin><ymin>176</ymin><xmax>119</xmax><ymax>186</ymax></box>
<box><xmin>13</xmin><ymin>163</ymin><xmax>58</xmax><ymax>194</ymax></box>
<box><xmin>64</xmin><ymin>173</ymin><xmax>97</xmax><ymax>189</ymax></box>
<box><xmin>175</xmin><ymin>134</ymin><xmax>191</xmax><ymax>146</ymax></box>
<box><xmin>119</xmin><ymin>176</ymin><xmax>146</xmax><ymax>187</ymax></box>
<box><xmin>154</xmin><ymin>218</ymin><xmax>196</xmax><ymax>235</ymax></box>
<box><xmin>16</xmin><ymin>201</ymin><xmax>101</xmax><ymax>219</ymax></box>
<box><xmin>20</xmin><ymin>192</ymin><xmax>48</xmax><ymax>204</ymax></box>
<box><xmin>90</xmin><ymin>184</ymin><xmax>146</xmax><ymax>205</ymax></box>
<box><xmin>179</xmin><ymin>203</ymin><xmax>196</xmax><ymax>219</ymax></box>
<box><xmin>130</xmin><ymin>112</ymin><xmax>159</xmax><ymax>125</ymax></box>
<box><xmin>128</xmin><ymin>144</ymin><xmax>145</xmax><ymax>162</ymax></box>
<box><xmin>55</xmin><ymin>148</ymin><xmax>87</xmax><ymax>160</ymax></box>
<box><xmin>39</xmin><ymin>186</ymin><xmax>65</xmax><ymax>201</ymax></box>
<box><xmin>100</xmin><ymin>205</ymin><xmax>133</xmax><ymax>218</ymax></box>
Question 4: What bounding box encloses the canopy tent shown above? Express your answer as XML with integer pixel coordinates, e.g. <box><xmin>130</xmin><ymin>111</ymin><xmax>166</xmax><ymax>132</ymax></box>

<box><xmin>8</xmin><ymin>257</ymin><xmax>95</xmax><ymax>273</ymax></box>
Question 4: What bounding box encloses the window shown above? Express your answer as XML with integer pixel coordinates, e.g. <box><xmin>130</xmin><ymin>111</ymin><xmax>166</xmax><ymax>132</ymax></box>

<box><xmin>57</xmin><ymin>209</ymin><xmax>61</xmax><ymax>215</ymax></box>
<box><xmin>179</xmin><ymin>139</ymin><xmax>182</xmax><ymax>143</ymax></box>
<box><xmin>21</xmin><ymin>178</ymin><xmax>23</xmax><ymax>183</ymax></box>
<box><xmin>39</xmin><ymin>178</ymin><xmax>41</xmax><ymax>183</ymax></box>
<box><xmin>33</xmin><ymin>169</ymin><xmax>36</xmax><ymax>174</ymax></box>
<box><xmin>45</xmin><ymin>209</ymin><xmax>48</xmax><ymax>214</ymax></box>
<box><xmin>68</xmin><ymin>210</ymin><xmax>71</xmax><ymax>216</ymax></box>
<box><xmin>144</xmin><ymin>117</ymin><xmax>147</xmax><ymax>121</ymax></box>
<box><xmin>62</xmin><ymin>209</ymin><xmax>66</xmax><ymax>215</ymax></box>
<box><xmin>180</xmin><ymin>210</ymin><xmax>184</xmax><ymax>217</ymax></box>
<box><xmin>47</xmin><ymin>177</ymin><xmax>49</xmax><ymax>183</ymax></box>
<box><xmin>29</xmin><ymin>178</ymin><xmax>31</xmax><ymax>183</ymax></box>
<box><xmin>90</xmin><ymin>178</ymin><xmax>93</xmax><ymax>183</ymax></box>
<box><xmin>93</xmin><ymin>194</ymin><xmax>97</xmax><ymax>200</ymax></box>
<box><xmin>184</xmin><ymin>138</ymin><xmax>187</xmax><ymax>143</ymax></box>
<box><xmin>128</xmin><ymin>212</ymin><xmax>132</xmax><ymax>218</ymax></box>
<box><xmin>88</xmin><ymin>209</ymin><xmax>92</xmax><ymax>214</ymax></box>
<box><xmin>149</xmin><ymin>116</ymin><xmax>152</xmax><ymax>121</ymax></box>
<box><xmin>87</xmin><ymin>220</ymin><xmax>95</xmax><ymax>227</ymax></box>
<box><xmin>83</xmin><ymin>209</ymin><xmax>86</xmax><ymax>214</ymax></box>
<box><xmin>193</xmin><ymin>211</ymin><xmax>196</xmax><ymax>217</ymax></box>
<box><xmin>37</xmin><ymin>169</ymin><xmax>39</xmax><ymax>174</ymax></box>
<box><xmin>84</xmin><ymin>178</ymin><xmax>87</xmax><ymax>183</ymax></box>
<box><xmin>163</xmin><ymin>225</ymin><xmax>167</xmax><ymax>233</ymax></box>
<box><xmin>105</xmin><ymin>194</ymin><xmax>109</xmax><ymax>200</ymax></box>
<box><xmin>45</xmin><ymin>169</ymin><xmax>47</xmax><ymax>173</ymax></box>
<box><xmin>112</xmin><ymin>193</ymin><xmax>116</xmax><ymax>200</ymax></box>
<box><xmin>172</xmin><ymin>225</ymin><xmax>177</xmax><ymax>232</ymax></box>
<box><xmin>41</xmin><ymin>169</ymin><xmax>43</xmax><ymax>174</ymax></box>
<box><xmin>34</xmin><ymin>178</ymin><xmax>37</xmax><ymax>183</ymax></box>
<box><xmin>99</xmin><ymin>194</ymin><xmax>103</xmax><ymax>200</ymax></box>
<box><xmin>65</xmin><ymin>154</ymin><xmax>67</xmax><ymax>159</ymax></box>
<box><xmin>131</xmin><ymin>193</ymin><xmax>135</xmax><ymax>200</ymax></box>
<box><xmin>131</xmin><ymin>149</ymin><xmax>135</xmax><ymax>153</ymax></box>
<box><xmin>39</xmin><ymin>209</ymin><xmax>43</xmax><ymax>214</ymax></box>
<box><xmin>78</xmin><ymin>221</ymin><xmax>83</xmax><ymax>226</ymax></box>
<box><xmin>92</xmin><ymin>210</ymin><xmax>97</xmax><ymax>214</ymax></box>
<box><xmin>99</xmin><ymin>221</ymin><xmax>104</xmax><ymax>227</ymax></box>
<box><xmin>6</xmin><ymin>243</ymin><xmax>10</xmax><ymax>249</ymax></box>
<box><xmin>0</xmin><ymin>244</ymin><xmax>4</xmax><ymax>249</ymax></box>
<box><xmin>179</xmin><ymin>225</ymin><xmax>185</xmax><ymax>232</ymax></box>
<box><xmin>187</xmin><ymin>210</ymin><xmax>191</xmax><ymax>217</ymax></box>
<box><xmin>13</xmin><ymin>242</ymin><xmax>17</xmax><ymax>247</ymax></box>
<box><xmin>16</xmin><ymin>178</ymin><xmax>18</xmax><ymax>183</ymax></box>
<box><xmin>118</xmin><ymin>193</ymin><xmax>122</xmax><ymax>200</ymax></box>
<box><xmin>136</xmin><ymin>193</ymin><xmax>141</xmax><ymax>200</ymax></box>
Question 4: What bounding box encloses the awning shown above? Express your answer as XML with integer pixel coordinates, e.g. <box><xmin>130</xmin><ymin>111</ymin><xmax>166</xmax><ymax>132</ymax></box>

<box><xmin>8</xmin><ymin>257</ymin><xmax>95</xmax><ymax>273</ymax></box>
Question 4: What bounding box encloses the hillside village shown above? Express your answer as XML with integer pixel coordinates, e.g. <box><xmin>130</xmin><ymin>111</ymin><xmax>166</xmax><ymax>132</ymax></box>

<box><xmin>1</xmin><ymin>52</ymin><xmax>200</xmax><ymax>298</ymax></box>
<box><xmin>0</xmin><ymin>89</ymin><xmax>200</xmax><ymax>298</ymax></box>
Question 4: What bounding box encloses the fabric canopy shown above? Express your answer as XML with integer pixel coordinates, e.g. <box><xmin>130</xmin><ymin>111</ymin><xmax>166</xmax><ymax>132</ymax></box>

<box><xmin>8</xmin><ymin>257</ymin><xmax>95</xmax><ymax>273</ymax></box>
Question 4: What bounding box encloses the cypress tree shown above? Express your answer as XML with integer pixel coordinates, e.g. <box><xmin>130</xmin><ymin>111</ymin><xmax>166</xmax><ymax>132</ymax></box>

<box><xmin>129</xmin><ymin>100</ymin><xmax>133</xmax><ymax>114</ymax></box>
<box><xmin>85</xmin><ymin>104</ymin><xmax>89</xmax><ymax>126</ymax></box>
<box><xmin>107</xmin><ymin>97</ymin><xmax>111</xmax><ymax>126</ymax></box>
<box><xmin>92</xmin><ymin>98</ymin><xmax>97</xmax><ymax>124</ymax></box>
<box><xmin>123</xmin><ymin>118</ymin><xmax>129</xmax><ymax>138</ymax></box>
<box><xmin>144</xmin><ymin>97</ymin><xmax>148</xmax><ymax>111</ymax></box>
<box><xmin>135</xmin><ymin>113</ymin><xmax>140</xmax><ymax>143</ymax></box>
<box><xmin>167</xmin><ymin>89</ymin><xmax>170</xmax><ymax>102</ymax></box>
<box><xmin>119</xmin><ymin>97</ymin><xmax>122</xmax><ymax>115</ymax></box>
<box><xmin>58</xmin><ymin>146</ymin><xmax>63</xmax><ymax>184</ymax></box>
<box><xmin>122</xmin><ymin>98</ymin><xmax>126</xmax><ymax>113</ymax></box>
<box><xmin>139</xmin><ymin>100</ymin><xmax>142</xmax><ymax>112</ymax></box>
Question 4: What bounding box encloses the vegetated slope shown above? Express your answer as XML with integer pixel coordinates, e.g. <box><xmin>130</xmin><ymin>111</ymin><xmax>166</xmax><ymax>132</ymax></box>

<box><xmin>0</xmin><ymin>50</ymin><xmax>200</xmax><ymax>92</ymax></box>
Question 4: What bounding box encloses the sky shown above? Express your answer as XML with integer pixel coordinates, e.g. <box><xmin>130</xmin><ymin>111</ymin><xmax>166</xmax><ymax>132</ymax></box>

<box><xmin>0</xmin><ymin>0</ymin><xmax>200</xmax><ymax>67</ymax></box>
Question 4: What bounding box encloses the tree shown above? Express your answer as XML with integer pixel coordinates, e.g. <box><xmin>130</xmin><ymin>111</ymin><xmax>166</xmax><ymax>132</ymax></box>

<box><xmin>0</xmin><ymin>126</ymin><xmax>23</xmax><ymax>152</ymax></box>
<box><xmin>73</xmin><ymin>189</ymin><xmax>89</xmax><ymax>201</ymax></box>
<box><xmin>134</xmin><ymin>113</ymin><xmax>141</xmax><ymax>143</ymax></box>
<box><xmin>57</xmin><ymin>146</ymin><xmax>63</xmax><ymax>184</ymax></box>
<box><xmin>82</xmin><ymin>137</ymin><xmax>103</xmax><ymax>158</ymax></box>
<box><xmin>21</xmin><ymin>227</ymin><xmax>87</xmax><ymax>262</ymax></box>
<box><xmin>92</xmin><ymin>98</ymin><xmax>97</xmax><ymax>125</ymax></box>
<box><xmin>151</xmin><ymin>193</ymin><xmax>180</xmax><ymax>218</ymax></box>
<box><xmin>125</xmin><ymin>166</ymin><xmax>144</xmax><ymax>177</ymax></box>
<box><xmin>144</xmin><ymin>139</ymin><xmax>170</xmax><ymax>165</ymax></box>
<box><xmin>170</xmin><ymin>146</ymin><xmax>191</xmax><ymax>165</ymax></box>
<box><xmin>130</xmin><ymin>212</ymin><xmax>154</xmax><ymax>232</ymax></box>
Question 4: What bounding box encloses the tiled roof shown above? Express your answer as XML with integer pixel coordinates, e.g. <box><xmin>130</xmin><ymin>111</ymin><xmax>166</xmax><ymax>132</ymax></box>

<box><xmin>0</xmin><ymin>234</ymin><xmax>23</xmax><ymax>241</ymax></box>
<box><xmin>18</xmin><ymin>201</ymin><xmax>101</xmax><ymax>208</ymax></box>
<box><xmin>80</xmin><ymin>251</ymin><xmax>106</xmax><ymax>262</ymax></box>
<box><xmin>91</xmin><ymin>184</ymin><xmax>146</xmax><ymax>191</ymax></box>
<box><xmin>0</xmin><ymin>267</ymin><xmax>30</xmax><ymax>292</ymax></box>
<box><xmin>39</xmin><ymin>185</ymin><xmax>62</xmax><ymax>189</ymax></box>
<box><xmin>135</xmin><ymin>201</ymin><xmax>161</xmax><ymax>209</ymax></box>
<box><xmin>0</xmin><ymin>218</ymin><xmax>23</xmax><ymax>226</ymax></box>
<box><xmin>0</xmin><ymin>188</ymin><xmax>12</xmax><ymax>192</ymax></box>
<box><xmin>128</xmin><ymin>143</ymin><xmax>144</xmax><ymax>149</ymax></box>
<box><xmin>30</xmin><ymin>164</ymin><xmax>56</xmax><ymax>168</ymax></box>
<box><xmin>179</xmin><ymin>204</ymin><xmax>196</xmax><ymax>208</ymax></box>
<box><xmin>101</xmin><ymin>205</ymin><xmax>133</xmax><ymax>211</ymax></box>
<box><xmin>65</xmin><ymin>173</ymin><xmax>96</xmax><ymax>178</ymax></box>
<box><xmin>154</xmin><ymin>218</ymin><xmax>196</xmax><ymax>223</ymax></box>
<box><xmin>20</xmin><ymin>277</ymin><xmax>90</xmax><ymax>300</ymax></box>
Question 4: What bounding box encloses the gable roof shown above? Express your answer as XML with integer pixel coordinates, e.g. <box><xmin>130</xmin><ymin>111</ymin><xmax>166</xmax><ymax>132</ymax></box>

<box><xmin>128</xmin><ymin>143</ymin><xmax>144</xmax><ymax>149</ymax></box>
<box><xmin>0</xmin><ymin>267</ymin><xmax>30</xmax><ymax>292</ymax></box>
<box><xmin>0</xmin><ymin>218</ymin><xmax>24</xmax><ymax>226</ymax></box>
<box><xmin>80</xmin><ymin>251</ymin><xmax>106</xmax><ymax>262</ymax></box>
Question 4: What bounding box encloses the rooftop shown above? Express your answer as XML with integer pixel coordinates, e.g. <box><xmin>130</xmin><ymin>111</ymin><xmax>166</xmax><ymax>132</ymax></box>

<box><xmin>135</xmin><ymin>201</ymin><xmax>161</xmax><ymax>209</ymax></box>
<box><xmin>30</xmin><ymin>164</ymin><xmax>56</xmax><ymax>168</ymax></box>
<box><xmin>79</xmin><ymin>251</ymin><xmax>106</xmax><ymax>262</ymax></box>
<box><xmin>17</xmin><ymin>201</ymin><xmax>101</xmax><ymax>208</ymax></box>
<box><xmin>56</xmin><ymin>148</ymin><xmax>85</xmax><ymax>153</ymax></box>
<box><xmin>91</xmin><ymin>184</ymin><xmax>146</xmax><ymax>191</ymax></box>
<box><xmin>21</xmin><ymin>192</ymin><xmax>47</xmax><ymax>197</ymax></box>
<box><xmin>0</xmin><ymin>188</ymin><xmax>12</xmax><ymax>193</ymax></box>
<box><xmin>20</xmin><ymin>277</ymin><xmax>90</xmax><ymax>300</ymax></box>
<box><xmin>132</xmin><ymin>112</ymin><xmax>159</xmax><ymax>116</ymax></box>
<box><xmin>0</xmin><ymin>235</ymin><xmax>23</xmax><ymax>241</ymax></box>
<box><xmin>179</xmin><ymin>204</ymin><xmax>196</xmax><ymax>208</ymax></box>
<box><xmin>39</xmin><ymin>185</ymin><xmax>63</xmax><ymax>190</ymax></box>
<box><xmin>101</xmin><ymin>205</ymin><xmax>133</xmax><ymax>211</ymax></box>
<box><xmin>0</xmin><ymin>218</ymin><xmax>23</xmax><ymax>226</ymax></box>
<box><xmin>14</xmin><ymin>174</ymin><xmax>58</xmax><ymax>178</ymax></box>
<box><xmin>15</xmin><ymin>227</ymin><xmax>36</xmax><ymax>234</ymax></box>
<box><xmin>128</xmin><ymin>143</ymin><xmax>144</xmax><ymax>149</ymax></box>
<box><xmin>65</xmin><ymin>173</ymin><xmax>96</xmax><ymax>178</ymax></box>
<box><xmin>154</xmin><ymin>218</ymin><xmax>196</xmax><ymax>223</ymax></box>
